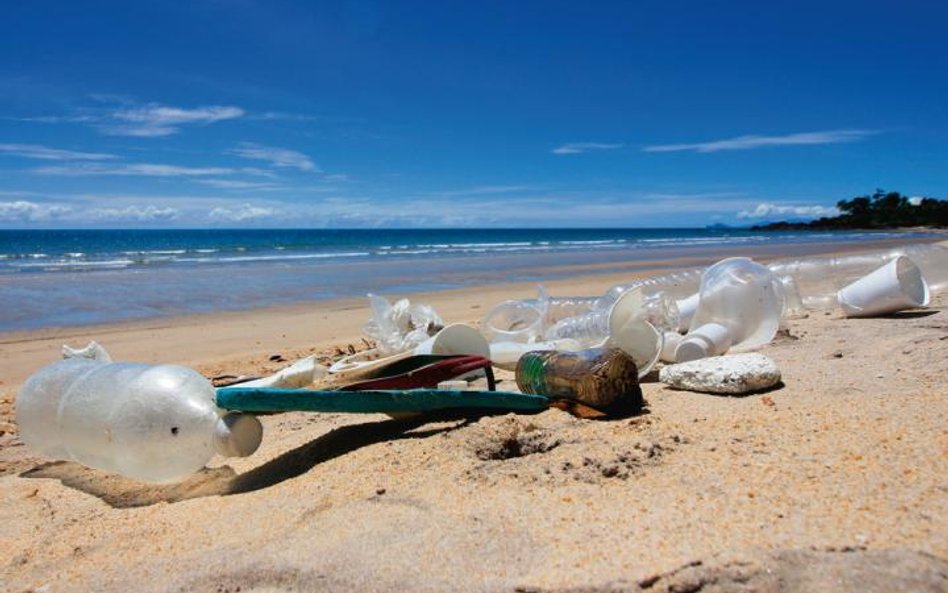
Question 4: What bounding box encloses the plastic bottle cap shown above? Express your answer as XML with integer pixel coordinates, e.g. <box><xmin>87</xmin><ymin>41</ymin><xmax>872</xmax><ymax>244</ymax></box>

<box><xmin>214</xmin><ymin>412</ymin><xmax>264</xmax><ymax>458</ymax></box>
<box><xmin>675</xmin><ymin>322</ymin><xmax>732</xmax><ymax>362</ymax></box>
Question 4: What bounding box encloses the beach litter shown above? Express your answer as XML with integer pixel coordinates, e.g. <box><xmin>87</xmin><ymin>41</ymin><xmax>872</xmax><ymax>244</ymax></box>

<box><xmin>836</xmin><ymin>255</ymin><xmax>930</xmax><ymax>317</ymax></box>
<box><xmin>12</xmin><ymin>243</ymin><xmax>946</xmax><ymax>484</ymax></box>
<box><xmin>516</xmin><ymin>346</ymin><xmax>644</xmax><ymax>416</ymax></box>
<box><xmin>675</xmin><ymin>257</ymin><xmax>784</xmax><ymax>362</ymax></box>
<box><xmin>659</xmin><ymin>353</ymin><xmax>782</xmax><ymax>395</ymax></box>
<box><xmin>16</xmin><ymin>357</ymin><xmax>263</xmax><ymax>483</ymax></box>
<box><xmin>362</xmin><ymin>293</ymin><xmax>444</xmax><ymax>355</ymax></box>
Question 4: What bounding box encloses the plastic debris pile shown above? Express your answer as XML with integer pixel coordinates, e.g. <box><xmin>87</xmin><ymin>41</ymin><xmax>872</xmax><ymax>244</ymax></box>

<box><xmin>13</xmin><ymin>242</ymin><xmax>947</xmax><ymax>483</ymax></box>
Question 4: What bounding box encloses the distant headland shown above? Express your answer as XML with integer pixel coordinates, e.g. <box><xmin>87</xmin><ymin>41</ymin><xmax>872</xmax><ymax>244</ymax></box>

<box><xmin>752</xmin><ymin>189</ymin><xmax>948</xmax><ymax>231</ymax></box>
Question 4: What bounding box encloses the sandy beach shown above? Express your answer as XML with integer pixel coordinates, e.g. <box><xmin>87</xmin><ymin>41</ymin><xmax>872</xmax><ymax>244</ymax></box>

<box><xmin>1</xmin><ymin>239</ymin><xmax>947</xmax><ymax>592</ymax></box>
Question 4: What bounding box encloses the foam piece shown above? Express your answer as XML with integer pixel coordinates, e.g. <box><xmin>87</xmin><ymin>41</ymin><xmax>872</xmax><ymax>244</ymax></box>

<box><xmin>659</xmin><ymin>353</ymin><xmax>781</xmax><ymax>395</ymax></box>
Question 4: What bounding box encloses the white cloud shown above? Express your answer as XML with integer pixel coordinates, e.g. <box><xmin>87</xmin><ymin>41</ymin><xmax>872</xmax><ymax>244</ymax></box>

<box><xmin>90</xmin><ymin>205</ymin><xmax>180</xmax><ymax>222</ymax></box>
<box><xmin>229</xmin><ymin>143</ymin><xmax>318</xmax><ymax>172</ymax></box>
<box><xmin>0</xmin><ymin>200</ymin><xmax>72</xmax><ymax>222</ymax></box>
<box><xmin>552</xmin><ymin>142</ymin><xmax>623</xmax><ymax>155</ymax></box>
<box><xmin>103</xmin><ymin>104</ymin><xmax>245</xmax><ymax>137</ymax></box>
<box><xmin>194</xmin><ymin>179</ymin><xmax>284</xmax><ymax>191</ymax></box>
<box><xmin>908</xmin><ymin>196</ymin><xmax>924</xmax><ymax>206</ymax></box>
<box><xmin>737</xmin><ymin>203</ymin><xmax>839</xmax><ymax>219</ymax></box>
<box><xmin>208</xmin><ymin>203</ymin><xmax>278</xmax><ymax>222</ymax></box>
<box><xmin>32</xmin><ymin>163</ymin><xmax>253</xmax><ymax>177</ymax></box>
<box><xmin>0</xmin><ymin>143</ymin><xmax>117</xmax><ymax>161</ymax></box>
<box><xmin>644</xmin><ymin>130</ymin><xmax>878</xmax><ymax>153</ymax></box>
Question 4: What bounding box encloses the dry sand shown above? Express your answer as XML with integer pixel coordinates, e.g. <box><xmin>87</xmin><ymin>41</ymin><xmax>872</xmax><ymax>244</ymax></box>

<box><xmin>1</xmin><ymin>242</ymin><xmax>947</xmax><ymax>592</ymax></box>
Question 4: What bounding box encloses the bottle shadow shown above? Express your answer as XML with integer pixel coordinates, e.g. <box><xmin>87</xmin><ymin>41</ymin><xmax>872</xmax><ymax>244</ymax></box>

<box><xmin>20</xmin><ymin>413</ymin><xmax>473</xmax><ymax>509</ymax></box>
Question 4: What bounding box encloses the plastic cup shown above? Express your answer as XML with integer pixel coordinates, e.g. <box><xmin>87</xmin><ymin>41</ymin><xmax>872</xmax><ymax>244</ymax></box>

<box><xmin>479</xmin><ymin>300</ymin><xmax>544</xmax><ymax>343</ymax></box>
<box><xmin>413</xmin><ymin>323</ymin><xmax>490</xmax><ymax>358</ymax></box>
<box><xmin>608</xmin><ymin>287</ymin><xmax>663</xmax><ymax>377</ymax></box>
<box><xmin>837</xmin><ymin>256</ymin><xmax>930</xmax><ymax>317</ymax></box>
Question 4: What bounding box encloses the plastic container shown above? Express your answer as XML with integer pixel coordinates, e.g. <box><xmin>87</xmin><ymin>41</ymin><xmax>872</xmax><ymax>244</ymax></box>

<box><xmin>837</xmin><ymin>256</ymin><xmax>930</xmax><ymax>317</ymax></box>
<box><xmin>676</xmin><ymin>258</ymin><xmax>784</xmax><ymax>362</ymax></box>
<box><xmin>16</xmin><ymin>359</ymin><xmax>261</xmax><ymax>483</ymax></box>
<box><xmin>515</xmin><ymin>346</ymin><xmax>641</xmax><ymax>409</ymax></box>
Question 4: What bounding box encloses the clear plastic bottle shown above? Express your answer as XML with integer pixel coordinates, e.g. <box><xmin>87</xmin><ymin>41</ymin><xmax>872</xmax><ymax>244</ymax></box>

<box><xmin>676</xmin><ymin>257</ymin><xmax>784</xmax><ymax>362</ymax></box>
<box><xmin>16</xmin><ymin>359</ymin><xmax>262</xmax><ymax>483</ymax></box>
<box><xmin>515</xmin><ymin>346</ymin><xmax>642</xmax><ymax>410</ymax></box>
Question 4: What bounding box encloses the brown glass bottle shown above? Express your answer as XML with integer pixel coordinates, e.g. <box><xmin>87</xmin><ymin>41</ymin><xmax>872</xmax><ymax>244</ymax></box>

<box><xmin>515</xmin><ymin>346</ymin><xmax>642</xmax><ymax>412</ymax></box>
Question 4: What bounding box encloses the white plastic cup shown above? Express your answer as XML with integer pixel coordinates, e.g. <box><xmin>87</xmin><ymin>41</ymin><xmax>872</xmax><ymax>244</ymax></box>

<box><xmin>412</xmin><ymin>323</ymin><xmax>490</xmax><ymax>358</ymax></box>
<box><xmin>837</xmin><ymin>256</ymin><xmax>930</xmax><ymax>317</ymax></box>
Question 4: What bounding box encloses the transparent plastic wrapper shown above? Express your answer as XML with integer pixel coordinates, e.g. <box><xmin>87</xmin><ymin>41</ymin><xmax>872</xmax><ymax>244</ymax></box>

<box><xmin>676</xmin><ymin>257</ymin><xmax>784</xmax><ymax>362</ymax></box>
<box><xmin>837</xmin><ymin>256</ymin><xmax>930</xmax><ymax>317</ymax></box>
<box><xmin>362</xmin><ymin>293</ymin><xmax>444</xmax><ymax>355</ymax></box>
<box><xmin>17</xmin><ymin>358</ymin><xmax>261</xmax><ymax>483</ymax></box>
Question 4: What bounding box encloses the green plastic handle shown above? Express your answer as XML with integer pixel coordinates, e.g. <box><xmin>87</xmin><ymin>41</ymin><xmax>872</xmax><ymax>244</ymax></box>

<box><xmin>216</xmin><ymin>387</ymin><xmax>550</xmax><ymax>414</ymax></box>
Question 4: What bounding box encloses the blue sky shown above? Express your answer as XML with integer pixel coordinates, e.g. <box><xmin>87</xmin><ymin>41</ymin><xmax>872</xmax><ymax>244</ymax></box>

<box><xmin>0</xmin><ymin>0</ymin><xmax>945</xmax><ymax>228</ymax></box>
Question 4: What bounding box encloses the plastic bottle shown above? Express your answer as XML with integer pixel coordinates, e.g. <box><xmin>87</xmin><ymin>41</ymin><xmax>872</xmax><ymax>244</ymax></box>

<box><xmin>16</xmin><ymin>359</ymin><xmax>262</xmax><ymax>483</ymax></box>
<box><xmin>515</xmin><ymin>346</ymin><xmax>641</xmax><ymax>409</ymax></box>
<box><xmin>596</xmin><ymin>268</ymin><xmax>705</xmax><ymax>310</ymax></box>
<box><xmin>478</xmin><ymin>286</ymin><xmax>600</xmax><ymax>345</ymax></box>
<box><xmin>676</xmin><ymin>257</ymin><xmax>784</xmax><ymax>362</ymax></box>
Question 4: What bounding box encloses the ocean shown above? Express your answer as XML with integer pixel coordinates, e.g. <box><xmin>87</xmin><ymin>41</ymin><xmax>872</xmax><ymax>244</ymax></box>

<box><xmin>0</xmin><ymin>228</ymin><xmax>938</xmax><ymax>330</ymax></box>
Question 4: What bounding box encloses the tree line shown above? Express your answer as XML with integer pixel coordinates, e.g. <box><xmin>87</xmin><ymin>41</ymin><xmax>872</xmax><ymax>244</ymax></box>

<box><xmin>752</xmin><ymin>189</ymin><xmax>948</xmax><ymax>230</ymax></box>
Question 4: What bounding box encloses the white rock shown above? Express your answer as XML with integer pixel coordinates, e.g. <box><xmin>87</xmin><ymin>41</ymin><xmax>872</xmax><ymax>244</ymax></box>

<box><xmin>659</xmin><ymin>353</ymin><xmax>781</xmax><ymax>395</ymax></box>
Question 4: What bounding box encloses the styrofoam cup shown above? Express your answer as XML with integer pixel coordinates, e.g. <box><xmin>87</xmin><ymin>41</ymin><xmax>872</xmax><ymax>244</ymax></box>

<box><xmin>413</xmin><ymin>323</ymin><xmax>490</xmax><ymax>358</ymax></box>
<box><xmin>837</xmin><ymin>256</ymin><xmax>930</xmax><ymax>317</ymax></box>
